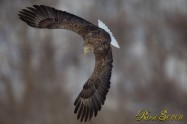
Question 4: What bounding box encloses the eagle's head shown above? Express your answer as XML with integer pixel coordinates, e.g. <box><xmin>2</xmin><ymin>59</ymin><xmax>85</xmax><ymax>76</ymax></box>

<box><xmin>83</xmin><ymin>40</ymin><xmax>110</xmax><ymax>55</ymax></box>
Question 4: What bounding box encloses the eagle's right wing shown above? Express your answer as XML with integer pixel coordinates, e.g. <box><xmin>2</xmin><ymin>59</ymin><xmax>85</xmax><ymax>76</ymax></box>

<box><xmin>18</xmin><ymin>5</ymin><xmax>97</xmax><ymax>37</ymax></box>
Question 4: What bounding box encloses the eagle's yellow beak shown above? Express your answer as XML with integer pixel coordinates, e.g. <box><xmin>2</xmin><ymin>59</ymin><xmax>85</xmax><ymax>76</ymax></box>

<box><xmin>83</xmin><ymin>48</ymin><xmax>87</xmax><ymax>55</ymax></box>
<box><xmin>83</xmin><ymin>46</ymin><xmax>93</xmax><ymax>55</ymax></box>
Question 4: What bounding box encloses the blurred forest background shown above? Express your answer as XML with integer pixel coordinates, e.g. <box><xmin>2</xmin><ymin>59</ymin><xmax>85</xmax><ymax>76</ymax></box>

<box><xmin>0</xmin><ymin>0</ymin><xmax>187</xmax><ymax>124</ymax></box>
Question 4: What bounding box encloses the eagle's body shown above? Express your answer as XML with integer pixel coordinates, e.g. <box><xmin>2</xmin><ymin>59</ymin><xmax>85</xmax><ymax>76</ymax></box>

<box><xmin>18</xmin><ymin>5</ymin><xmax>116</xmax><ymax>122</ymax></box>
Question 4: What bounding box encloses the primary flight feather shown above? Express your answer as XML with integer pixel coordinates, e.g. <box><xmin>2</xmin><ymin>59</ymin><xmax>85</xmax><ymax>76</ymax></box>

<box><xmin>18</xmin><ymin>5</ymin><xmax>118</xmax><ymax>122</ymax></box>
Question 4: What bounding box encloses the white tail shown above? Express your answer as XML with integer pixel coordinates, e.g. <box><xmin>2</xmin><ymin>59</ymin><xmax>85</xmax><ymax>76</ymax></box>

<box><xmin>98</xmin><ymin>19</ymin><xmax>120</xmax><ymax>48</ymax></box>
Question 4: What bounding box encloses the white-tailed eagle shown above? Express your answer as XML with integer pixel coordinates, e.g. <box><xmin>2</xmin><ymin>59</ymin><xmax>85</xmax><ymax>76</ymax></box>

<box><xmin>18</xmin><ymin>5</ymin><xmax>119</xmax><ymax>122</ymax></box>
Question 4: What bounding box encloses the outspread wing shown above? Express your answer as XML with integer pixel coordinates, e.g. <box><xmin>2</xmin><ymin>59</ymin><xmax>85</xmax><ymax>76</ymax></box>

<box><xmin>18</xmin><ymin>5</ymin><xmax>98</xmax><ymax>37</ymax></box>
<box><xmin>18</xmin><ymin>5</ymin><xmax>113</xmax><ymax>122</ymax></box>
<box><xmin>74</xmin><ymin>48</ymin><xmax>113</xmax><ymax>122</ymax></box>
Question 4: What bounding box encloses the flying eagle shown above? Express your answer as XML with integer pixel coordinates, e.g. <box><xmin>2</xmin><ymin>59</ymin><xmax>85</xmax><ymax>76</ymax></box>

<box><xmin>18</xmin><ymin>5</ymin><xmax>119</xmax><ymax>122</ymax></box>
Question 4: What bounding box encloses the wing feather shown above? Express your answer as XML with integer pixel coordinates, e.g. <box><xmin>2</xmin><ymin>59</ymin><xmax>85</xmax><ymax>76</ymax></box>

<box><xmin>77</xmin><ymin>102</ymin><xmax>83</xmax><ymax>119</ymax></box>
<box><xmin>89</xmin><ymin>103</ymin><xmax>94</xmax><ymax>121</ymax></box>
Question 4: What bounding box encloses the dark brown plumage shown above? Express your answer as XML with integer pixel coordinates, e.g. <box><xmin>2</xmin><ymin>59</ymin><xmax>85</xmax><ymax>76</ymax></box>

<box><xmin>18</xmin><ymin>5</ymin><xmax>113</xmax><ymax>122</ymax></box>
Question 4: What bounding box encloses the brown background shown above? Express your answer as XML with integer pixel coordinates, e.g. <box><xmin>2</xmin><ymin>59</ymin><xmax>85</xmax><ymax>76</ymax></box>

<box><xmin>0</xmin><ymin>0</ymin><xmax>187</xmax><ymax>124</ymax></box>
